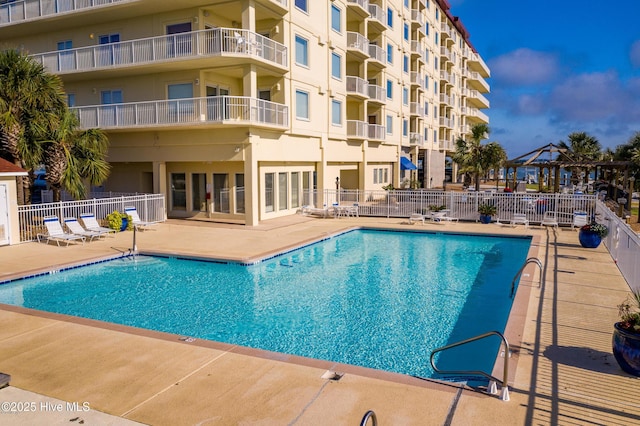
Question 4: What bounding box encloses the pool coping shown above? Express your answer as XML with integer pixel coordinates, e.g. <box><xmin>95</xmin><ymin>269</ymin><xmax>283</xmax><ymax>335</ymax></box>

<box><xmin>0</xmin><ymin>225</ymin><xmax>539</xmax><ymax>396</ymax></box>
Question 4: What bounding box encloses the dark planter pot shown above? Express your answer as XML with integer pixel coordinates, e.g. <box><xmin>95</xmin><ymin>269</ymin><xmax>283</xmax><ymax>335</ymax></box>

<box><xmin>578</xmin><ymin>229</ymin><xmax>602</xmax><ymax>248</ymax></box>
<box><xmin>613</xmin><ymin>322</ymin><xmax>640</xmax><ymax>376</ymax></box>
<box><xmin>120</xmin><ymin>217</ymin><xmax>128</xmax><ymax>232</ymax></box>
<box><xmin>479</xmin><ymin>214</ymin><xmax>492</xmax><ymax>224</ymax></box>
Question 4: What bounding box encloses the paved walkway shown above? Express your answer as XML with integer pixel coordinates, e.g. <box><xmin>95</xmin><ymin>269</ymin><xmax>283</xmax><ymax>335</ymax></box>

<box><xmin>0</xmin><ymin>216</ymin><xmax>637</xmax><ymax>425</ymax></box>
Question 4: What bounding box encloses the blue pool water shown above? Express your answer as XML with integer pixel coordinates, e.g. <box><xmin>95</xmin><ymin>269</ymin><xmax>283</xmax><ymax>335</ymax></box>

<box><xmin>0</xmin><ymin>230</ymin><xmax>531</xmax><ymax>378</ymax></box>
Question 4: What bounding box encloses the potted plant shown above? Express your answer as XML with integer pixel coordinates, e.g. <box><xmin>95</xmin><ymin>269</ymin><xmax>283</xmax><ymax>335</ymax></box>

<box><xmin>106</xmin><ymin>210</ymin><xmax>133</xmax><ymax>232</ymax></box>
<box><xmin>578</xmin><ymin>220</ymin><xmax>608</xmax><ymax>248</ymax></box>
<box><xmin>613</xmin><ymin>290</ymin><xmax>640</xmax><ymax>376</ymax></box>
<box><xmin>478</xmin><ymin>203</ymin><xmax>497</xmax><ymax>224</ymax></box>
<box><xmin>428</xmin><ymin>204</ymin><xmax>446</xmax><ymax>212</ymax></box>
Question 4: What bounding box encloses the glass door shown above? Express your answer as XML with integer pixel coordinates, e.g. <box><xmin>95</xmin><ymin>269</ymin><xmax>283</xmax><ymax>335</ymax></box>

<box><xmin>192</xmin><ymin>174</ymin><xmax>206</xmax><ymax>212</ymax></box>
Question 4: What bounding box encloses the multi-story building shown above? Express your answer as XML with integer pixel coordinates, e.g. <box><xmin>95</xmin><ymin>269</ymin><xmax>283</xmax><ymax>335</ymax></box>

<box><xmin>0</xmin><ymin>0</ymin><xmax>489</xmax><ymax>225</ymax></box>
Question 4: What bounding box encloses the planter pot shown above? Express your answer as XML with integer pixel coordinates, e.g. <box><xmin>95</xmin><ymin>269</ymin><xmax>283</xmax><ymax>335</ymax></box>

<box><xmin>120</xmin><ymin>217</ymin><xmax>128</xmax><ymax>232</ymax></box>
<box><xmin>479</xmin><ymin>214</ymin><xmax>492</xmax><ymax>224</ymax></box>
<box><xmin>613</xmin><ymin>322</ymin><xmax>640</xmax><ymax>376</ymax></box>
<box><xmin>578</xmin><ymin>229</ymin><xmax>602</xmax><ymax>248</ymax></box>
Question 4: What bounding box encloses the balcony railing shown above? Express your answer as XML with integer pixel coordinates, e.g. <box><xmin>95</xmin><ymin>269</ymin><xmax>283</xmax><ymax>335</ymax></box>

<box><xmin>346</xmin><ymin>76</ymin><xmax>369</xmax><ymax>98</ymax></box>
<box><xmin>439</xmin><ymin>117</ymin><xmax>452</xmax><ymax>128</ymax></box>
<box><xmin>469</xmin><ymin>89</ymin><xmax>490</xmax><ymax>108</ymax></box>
<box><xmin>367</xmin><ymin>84</ymin><xmax>385</xmax><ymax>103</ymax></box>
<box><xmin>410</xmin><ymin>132</ymin><xmax>424</xmax><ymax>146</ymax></box>
<box><xmin>347</xmin><ymin>31</ymin><xmax>370</xmax><ymax>57</ymax></box>
<box><xmin>367</xmin><ymin>4</ymin><xmax>385</xmax><ymax>27</ymax></box>
<box><xmin>410</xmin><ymin>71</ymin><xmax>423</xmax><ymax>87</ymax></box>
<box><xmin>346</xmin><ymin>0</ymin><xmax>369</xmax><ymax>15</ymax></box>
<box><xmin>347</xmin><ymin>120</ymin><xmax>368</xmax><ymax>139</ymax></box>
<box><xmin>31</xmin><ymin>28</ymin><xmax>288</xmax><ymax>74</ymax></box>
<box><xmin>410</xmin><ymin>102</ymin><xmax>424</xmax><ymax>116</ymax></box>
<box><xmin>71</xmin><ymin>96</ymin><xmax>289</xmax><ymax>129</ymax></box>
<box><xmin>1</xmin><ymin>0</ymin><xmax>125</xmax><ymax>25</ymax></box>
<box><xmin>411</xmin><ymin>9</ymin><xmax>424</xmax><ymax>26</ymax></box>
<box><xmin>368</xmin><ymin>124</ymin><xmax>385</xmax><ymax>141</ymax></box>
<box><xmin>367</xmin><ymin>43</ymin><xmax>386</xmax><ymax>65</ymax></box>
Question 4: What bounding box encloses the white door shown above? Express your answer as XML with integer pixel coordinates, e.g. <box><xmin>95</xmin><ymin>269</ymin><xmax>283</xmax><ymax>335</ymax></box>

<box><xmin>0</xmin><ymin>184</ymin><xmax>9</xmax><ymax>246</ymax></box>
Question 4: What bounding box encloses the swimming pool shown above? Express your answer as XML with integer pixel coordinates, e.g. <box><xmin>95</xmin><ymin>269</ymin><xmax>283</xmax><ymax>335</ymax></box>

<box><xmin>0</xmin><ymin>229</ymin><xmax>531</xmax><ymax>378</ymax></box>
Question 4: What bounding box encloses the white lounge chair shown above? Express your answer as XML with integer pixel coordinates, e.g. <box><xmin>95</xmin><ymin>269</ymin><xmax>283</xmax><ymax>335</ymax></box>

<box><xmin>124</xmin><ymin>206</ymin><xmax>159</xmax><ymax>229</ymax></box>
<box><xmin>541</xmin><ymin>211</ymin><xmax>559</xmax><ymax>228</ymax></box>
<box><xmin>431</xmin><ymin>210</ymin><xmax>459</xmax><ymax>223</ymax></box>
<box><xmin>510</xmin><ymin>213</ymin><xmax>529</xmax><ymax>228</ymax></box>
<box><xmin>80</xmin><ymin>213</ymin><xmax>117</xmax><ymax>237</ymax></box>
<box><xmin>63</xmin><ymin>217</ymin><xmax>104</xmax><ymax>241</ymax></box>
<box><xmin>301</xmin><ymin>205</ymin><xmax>333</xmax><ymax>218</ymax></box>
<box><xmin>409</xmin><ymin>213</ymin><xmax>425</xmax><ymax>225</ymax></box>
<box><xmin>37</xmin><ymin>216</ymin><xmax>85</xmax><ymax>246</ymax></box>
<box><xmin>572</xmin><ymin>211</ymin><xmax>588</xmax><ymax>230</ymax></box>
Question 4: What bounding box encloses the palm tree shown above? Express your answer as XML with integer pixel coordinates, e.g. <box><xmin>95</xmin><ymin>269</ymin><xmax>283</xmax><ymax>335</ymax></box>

<box><xmin>558</xmin><ymin>132</ymin><xmax>602</xmax><ymax>185</ymax></box>
<box><xmin>452</xmin><ymin>124</ymin><xmax>506</xmax><ymax>191</ymax></box>
<box><xmin>45</xmin><ymin>110</ymin><xmax>110</xmax><ymax>201</ymax></box>
<box><xmin>0</xmin><ymin>49</ymin><xmax>66</xmax><ymax>204</ymax></box>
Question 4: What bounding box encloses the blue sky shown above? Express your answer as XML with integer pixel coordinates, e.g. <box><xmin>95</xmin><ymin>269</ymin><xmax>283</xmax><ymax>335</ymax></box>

<box><xmin>448</xmin><ymin>0</ymin><xmax>640</xmax><ymax>158</ymax></box>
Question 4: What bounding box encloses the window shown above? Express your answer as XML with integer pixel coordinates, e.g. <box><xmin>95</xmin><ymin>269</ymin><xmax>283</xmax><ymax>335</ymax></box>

<box><xmin>213</xmin><ymin>173</ymin><xmax>229</xmax><ymax>213</ymax></box>
<box><xmin>170</xmin><ymin>173</ymin><xmax>186</xmax><ymax>211</ymax></box>
<box><xmin>435</xmin><ymin>32</ymin><xmax>439</xmax><ymax>45</ymax></box>
<box><xmin>291</xmin><ymin>172</ymin><xmax>300</xmax><ymax>208</ymax></box>
<box><xmin>265</xmin><ymin>173</ymin><xmax>274</xmax><ymax>213</ymax></box>
<box><xmin>386</xmin><ymin>114</ymin><xmax>393</xmax><ymax>134</ymax></box>
<box><xmin>295</xmin><ymin>0</ymin><xmax>307</xmax><ymax>12</ymax></box>
<box><xmin>403</xmin><ymin>55</ymin><xmax>409</xmax><ymax>73</ymax></box>
<box><xmin>424</xmin><ymin>101</ymin><xmax>429</xmax><ymax>116</ymax></box>
<box><xmin>331</xmin><ymin>5</ymin><xmax>341</xmax><ymax>33</ymax></box>
<box><xmin>66</xmin><ymin>94</ymin><xmax>75</xmax><ymax>107</ymax></box>
<box><xmin>57</xmin><ymin>40</ymin><xmax>73</xmax><ymax>71</ymax></box>
<box><xmin>168</xmin><ymin>83</ymin><xmax>192</xmax><ymax>100</ymax></box>
<box><xmin>331</xmin><ymin>100</ymin><xmax>342</xmax><ymax>126</ymax></box>
<box><xmin>236</xmin><ymin>174</ymin><xmax>245</xmax><ymax>214</ymax></box>
<box><xmin>192</xmin><ymin>173</ymin><xmax>206</xmax><ymax>212</ymax></box>
<box><xmin>373</xmin><ymin>168</ymin><xmax>378</xmax><ymax>184</ymax></box>
<box><xmin>331</xmin><ymin>52</ymin><xmax>341</xmax><ymax>79</ymax></box>
<box><xmin>434</xmin><ymin>57</ymin><xmax>438</xmax><ymax>70</ymax></box>
<box><xmin>386</xmin><ymin>79</ymin><xmax>393</xmax><ymax>99</ymax></box>
<box><xmin>424</xmin><ymin>23</ymin><xmax>429</xmax><ymax>36</ymax></box>
<box><xmin>404</xmin><ymin>0</ymin><xmax>409</xmax><ymax>8</ymax></box>
<box><xmin>403</xmin><ymin>119</ymin><xmax>408</xmax><ymax>136</ymax></box>
<box><xmin>434</xmin><ymin>81</ymin><xmax>438</xmax><ymax>94</ymax></box>
<box><xmin>387</xmin><ymin>7</ymin><xmax>393</xmax><ymax>27</ymax></box>
<box><xmin>278</xmin><ymin>173</ymin><xmax>288</xmax><ymax>210</ymax></box>
<box><xmin>296</xmin><ymin>90</ymin><xmax>309</xmax><ymax>119</ymax></box>
<box><xmin>295</xmin><ymin>35</ymin><xmax>309</xmax><ymax>66</ymax></box>
<box><xmin>424</xmin><ymin>75</ymin><xmax>429</xmax><ymax>91</ymax></box>
<box><xmin>402</xmin><ymin>87</ymin><xmax>409</xmax><ymax>105</ymax></box>
<box><xmin>57</xmin><ymin>40</ymin><xmax>72</xmax><ymax>51</ymax></box>
<box><xmin>403</xmin><ymin>23</ymin><xmax>409</xmax><ymax>41</ymax></box>
<box><xmin>386</xmin><ymin>43</ymin><xmax>393</xmax><ymax>64</ymax></box>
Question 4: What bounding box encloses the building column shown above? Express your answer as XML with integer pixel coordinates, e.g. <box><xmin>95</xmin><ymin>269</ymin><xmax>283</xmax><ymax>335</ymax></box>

<box><xmin>243</xmin><ymin>64</ymin><xmax>257</xmax><ymax>98</ymax></box>
<box><xmin>241</xmin><ymin>0</ymin><xmax>256</xmax><ymax>32</ymax></box>
<box><xmin>244</xmin><ymin>142</ymin><xmax>259</xmax><ymax>226</ymax></box>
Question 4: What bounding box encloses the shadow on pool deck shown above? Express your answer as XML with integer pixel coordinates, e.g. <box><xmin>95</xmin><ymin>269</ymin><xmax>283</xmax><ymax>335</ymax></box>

<box><xmin>0</xmin><ymin>217</ymin><xmax>638</xmax><ymax>425</ymax></box>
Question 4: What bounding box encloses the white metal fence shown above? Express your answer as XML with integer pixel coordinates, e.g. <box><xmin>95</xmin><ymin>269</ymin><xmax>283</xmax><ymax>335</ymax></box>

<box><xmin>1</xmin><ymin>0</ymin><xmax>124</xmax><ymax>24</ymax></box>
<box><xmin>305</xmin><ymin>189</ymin><xmax>598</xmax><ymax>225</ymax></box>
<box><xmin>18</xmin><ymin>193</ymin><xmax>165</xmax><ymax>242</ymax></box>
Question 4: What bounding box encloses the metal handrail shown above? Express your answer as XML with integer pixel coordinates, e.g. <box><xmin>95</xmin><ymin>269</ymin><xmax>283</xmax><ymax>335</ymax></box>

<box><xmin>430</xmin><ymin>331</ymin><xmax>510</xmax><ymax>401</ymax></box>
<box><xmin>360</xmin><ymin>410</ymin><xmax>377</xmax><ymax>426</ymax></box>
<box><xmin>510</xmin><ymin>257</ymin><xmax>543</xmax><ymax>298</ymax></box>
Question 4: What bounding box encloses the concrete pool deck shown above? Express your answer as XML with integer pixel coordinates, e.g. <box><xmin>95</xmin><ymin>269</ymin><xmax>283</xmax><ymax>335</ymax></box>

<box><xmin>0</xmin><ymin>216</ymin><xmax>638</xmax><ymax>425</ymax></box>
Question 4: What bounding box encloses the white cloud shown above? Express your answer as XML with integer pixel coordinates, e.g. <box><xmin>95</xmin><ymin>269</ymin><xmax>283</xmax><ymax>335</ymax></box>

<box><xmin>489</xmin><ymin>48</ymin><xmax>559</xmax><ymax>86</ymax></box>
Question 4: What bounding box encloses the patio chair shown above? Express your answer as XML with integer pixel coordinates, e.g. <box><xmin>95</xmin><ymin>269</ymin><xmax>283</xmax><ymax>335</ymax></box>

<box><xmin>37</xmin><ymin>216</ymin><xmax>85</xmax><ymax>246</ymax></box>
<box><xmin>572</xmin><ymin>211</ymin><xmax>588</xmax><ymax>230</ymax></box>
<box><xmin>124</xmin><ymin>206</ymin><xmax>159</xmax><ymax>230</ymax></box>
<box><xmin>80</xmin><ymin>213</ymin><xmax>117</xmax><ymax>237</ymax></box>
<box><xmin>63</xmin><ymin>217</ymin><xmax>104</xmax><ymax>241</ymax></box>
<box><xmin>432</xmin><ymin>210</ymin><xmax>459</xmax><ymax>223</ymax></box>
<box><xmin>540</xmin><ymin>211</ymin><xmax>559</xmax><ymax>228</ymax></box>
<box><xmin>301</xmin><ymin>205</ymin><xmax>333</xmax><ymax>218</ymax></box>
<box><xmin>409</xmin><ymin>213</ymin><xmax>425</xmax><ymax>225</ymax></box>
<box><xmin>510</xmin><ymin>213</ymin><xmax>529</xmax><ymax>228</ymax></box>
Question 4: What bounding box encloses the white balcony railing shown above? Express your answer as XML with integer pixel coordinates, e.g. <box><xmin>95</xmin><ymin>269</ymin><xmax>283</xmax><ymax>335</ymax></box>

<box><xmin>469</xmin><ymin>89</ymin><xmax>490</xmax><ymax>107</ymax></box>
<box><xmin>346</xmin><ymin>76</ymin><xmax>369</xmax><ymax>98</ymax></box>
<box><xmin>410</xmin><ymin>71</ymin><xmax>424</xmax><ymax>86</ymax></box>
<box><xmin>368</xmin><ymin>124</ymin><xmax>385</xmax><ymax>141</ymax></box>
<box><xmin>347</xmin><ymin>0</ymin><xmax>369</xmax><ymax>12</ymax></box>
<box><xmin>347</xmin><ymin>31</ymin><xmax>370</xmax><ymax>56</ymax></box>
<box><xmin>368</xmin><ymin>43</ymin><xmax>386</xmax><ymax>64</ymax></box>
<box><xmin>347</xmin><ymin>120</ymin><xmax>368</xmax><ymax>139</ymax></box>
<box><xmin>31</xmin><ymin>28</ymin><xmax>288</xmax><ymax>73</ymax></box>
<box><xmin>410</xmin><ymin>132</ymin><xmax>424</xmax><ymax>146</ymax></box>
<box><xmin>411</xmin><ymin>9</ymin><xmax>424</xmax><ymax>26</ymax></box>
<box><xmin>410</xmin><ymin>102</ymin><xmax>424</xmax><ymax>116</ymax></box>
<box><xmin>71</xmin><ymin>96</ymin><xmax>289</xmax><ymax>129</ymax></box>
<box><xmin>1</xmin><ymin>0</ymin><xmax>125</xmax><ymax>25</ymax></box>
<box><xmin>367</xmin><ymin>4</ymin><xmax>386</xmax><ymax>26</ymax></box>
<box><xmin>368</xmin><ymin>84</ymin><xmax>385</xmax><ymax>102</ymax></box>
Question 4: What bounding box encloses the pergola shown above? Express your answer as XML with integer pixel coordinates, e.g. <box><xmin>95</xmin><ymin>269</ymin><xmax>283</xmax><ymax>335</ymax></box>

<box><xmin>504</xmin><ymin>143</ymin><xmax>632</xmax><ymax>194</ymax></box>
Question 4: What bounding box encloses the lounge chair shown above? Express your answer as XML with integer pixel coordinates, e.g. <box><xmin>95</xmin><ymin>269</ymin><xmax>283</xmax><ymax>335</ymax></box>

<box><xmin>540</xmin><ymin>211</ymin><xmax>559</xmax><ymax>228</ymax></box>
<box><xmin>301</xmin><ymin>205</ymin><xmax>333</xmax><ymax>218</ymax></box>
<box><xmin>37</xmin><ymin>216</ymin><xmax>85</xmax><ymax>246</ymax></box>
<box><xmin>409</xmin><ymin>213</ymin><xmax>425</xmax><ymax>225</ymax></box>
<box><xmin>80</xmin><ymin>213</ymin><xmax>117</xmax><ymax>237</ymax></box>
<box><xmin>124</xmin><ymin>206</ymin><xmax>159</xmax><ymax>229</ymax></box>
<box><xmin>63</xmin><ymin>217</ymin><xmax>104</xmax><ymax>241</ymax></box>
<box><xmin>572</xmin><ymin>211</ymin><xmax>588</xmax><ymax>230</ymax></box>
<box><xmin>431</xmin><ymin>210</ymin><xmax>458</xmax><ymax>223</ymax></box>
<box><xmin>510</xmin><ymin>213</ymin><xmax>529</xmax><ymax>228</ymax></box>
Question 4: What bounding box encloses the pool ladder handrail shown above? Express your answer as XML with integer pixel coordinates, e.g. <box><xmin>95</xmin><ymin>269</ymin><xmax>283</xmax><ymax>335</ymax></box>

<box><xmin>360</xmin><ymin>410</ymin><xmax>377</xmax><ymax>426</ymax></box>
<box><xmin>430</xmin><ymin>330</ymin><xmax>510</xmax><ymax>401</ymax></box>
<box><xmin>510</xmin><ymin>257</ymin><xmax>542</xmax><ymax>298</ymax></box>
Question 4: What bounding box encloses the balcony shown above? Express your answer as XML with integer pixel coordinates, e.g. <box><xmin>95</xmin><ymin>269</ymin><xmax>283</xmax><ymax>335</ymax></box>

<box><xmin>347</xmin><ymin>120</ymin><xmax>368</xmax><ymax>139</ymax></box>
<box><xmin>72</xmin><ymin>96</ymin><xmax>289</xmax><ymax>130</ymax></box>
<box><xmin>467</xmin><ymin>70</ymin><xmax>490</xmax><ymax>92</ymax></box>
<box><xmin>367</xmin><ymin>4</ymin><xmax>386</xmax><ymax>32</ymax></box>
<box><xmin>439</xmin><ymin>93</ymin><xmax>452</xmax><ymax>105</ymax></box>
<box><xmin>410</xmin><ymin>102</ymin><xmax>424</xmax><ymax>116</ymax></box>
<box><xmin>467</xmin><ymin>50</ymin><xmax>490</xmax><ymax>78</ymax></box>
<box><xmin>464</xmin><ymin>107</ymin><xmax>489</xmax><ymax>124</ymax></box>
<box><xmin>346</xmin><ymin>76</ymin><xmax>369</xmax><ymax>99</ymax></box>
<box><xmin>439</xmin><ymin>139</ymin><xmax>454</xmax><ymax>152</ymax></box>
<box><xmin>467</xmin><ymin>89</ymin><xmax>490</xmax><ymax>109</ymax></box>
<box><xmin>410</xmin><ymin>40</ymin><xmax>425</xmax><ymax>63</ymax></box>
<box><xmin>410</xmin><ymin>9</ymin><xmax>424</xmax><ymax>26</ymax></box>
<box><xmin>439</xmin><ymin>117</ymin><xmax>452</xmax><ymax>129</ymax></box>
<box><xmin>410</xmin><ymin>71</ymin><xmax>424</xmax><ymax>88</ymax></box>
<box><xmin>410</xmin><ymin>132</ymin><xmax>424</xmax><ymax>147</ymax></box>
<box><xmin>440</xmin><ymin>70</ymin><xmax>451</xmax><ymax>84</ymax></box>
<box><xmin>31</xmin><ymin>28</ymin><xmax>288</xmax><ymax>77</ymax></box>
<box><xmin>347</xmin><ymin>31</ymin><xmax>370</xmax><ymax>59</ymax></box>
<box><xmin>367</xmin><ymin>84</ymin><xmax>385</xmax><ymax>104</ymax></box>
<box><xmin>368</xmin><ymin>124</ymin><xmax>385</xmax><ymax>141</ymax></box>
<box><xmin>440</xmin><ymin>23</ymin><xmax>452</xmax><ymax>40</ymax></box>
<box><xmin>367</xmin><ymin>43</ymin><xmax>386</xmax><ymax>68</ymax></box>
<box><xmin>346</xmin><ymin>0</ymin><xmax>370</xmax><ymax>19</ymax></box>
<box><xmin>0</xmin><ymin>0</ymin><xmax>125</xmax><ymax>26</ymax></box>
<box><xmin>256</xmin><ymin>0</ymin><xmax>288</xmax><ymax>14</ymax></box>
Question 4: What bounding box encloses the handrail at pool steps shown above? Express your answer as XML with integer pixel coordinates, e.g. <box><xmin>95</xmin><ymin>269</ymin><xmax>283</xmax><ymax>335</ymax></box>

<box><xmin>430</xmin><ymin>331</ymin><xmax>511</xmax><ymax>401</ymax></box>
<box><xmin>360</xmin><ymin>410</ymin><xmax>377</xmax><ymax>426</ymax></box>
<box><xmin>510</xmin><ymin>257</ymin><xmax>543</xmax><ymax>298</ymax></box>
